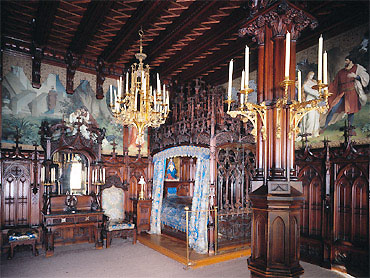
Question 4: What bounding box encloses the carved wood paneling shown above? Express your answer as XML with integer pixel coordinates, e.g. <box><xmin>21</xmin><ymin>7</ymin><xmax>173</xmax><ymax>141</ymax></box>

<box><xmin>296</xmin><ymin>142</ymin><xmax>369</xmax><ymax>276</ymax></box>
<box><xmin>2</xmin><ymin>162</ymin><xmax>31</xmax><ymax>227</ymax></box>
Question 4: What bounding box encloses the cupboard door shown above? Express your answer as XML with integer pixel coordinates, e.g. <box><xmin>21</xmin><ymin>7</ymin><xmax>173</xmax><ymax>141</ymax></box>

<box><xmin>2</xmin><ymin>163</ymin><xmax>30</xmax><ymax>227</ymax></box>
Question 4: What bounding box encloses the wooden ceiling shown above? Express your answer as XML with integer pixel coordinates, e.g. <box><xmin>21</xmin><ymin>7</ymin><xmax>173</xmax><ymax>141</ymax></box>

<box><xmin>1</xmin><ymin>0</ymin><xmax>369</xmax><ymax>86</ymax></box>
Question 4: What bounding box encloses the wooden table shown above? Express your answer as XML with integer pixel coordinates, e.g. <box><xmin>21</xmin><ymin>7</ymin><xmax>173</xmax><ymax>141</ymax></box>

<box><xmin>42</xmin><ymin>210</ymin><xmax>103</xmax><ymax>257</ymax></box>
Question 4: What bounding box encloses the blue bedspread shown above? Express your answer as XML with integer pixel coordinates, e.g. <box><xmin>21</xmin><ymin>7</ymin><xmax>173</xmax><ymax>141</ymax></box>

<box><xmin>161</xmin><ymin>196</ymin><xmax>192</xmax><ymax>233</ymax></box>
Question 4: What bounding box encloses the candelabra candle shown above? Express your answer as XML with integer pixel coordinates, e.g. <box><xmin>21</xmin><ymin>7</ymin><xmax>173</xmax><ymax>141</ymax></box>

<box><xmin>298</xmin><ymin>70</ymin><xmax>302</xmax><ymax>102</ymax></box>
<box><xmin>318</xmin><ymin>35</ymin><xmax>323</xmax><ymax>81</ymax></box>
<box><xmin>241</xmin><ymin>70</ymin><xmax>245</xmax><ymax>105</ymax></box>
<box><xmin>285</xmin><ymin>32</ymin><xmax>291</xmax><ymax>78</ymax></box>
<box><xmin>110</xmin><ymin>85</ymin><xmax>113</xmax><ymax>107</ymax></box>
<box><xmin>228</xmin><ymin>59</ymin><xmax>234</xmax><ymax>100</ymax></box>
<box><xmin>245</xmin><ymin>45</ymin><xmax>249</xmax><ymax>87</ymax></box>
<box><xmin>323</xmin><ymin>51</ymin><xmax>328</xmax><ymax>84</ymax></box>
<box><xmin>41</xmin><ymin>166</ymin><xmax>45</xmax><ymax>183</ymax></box>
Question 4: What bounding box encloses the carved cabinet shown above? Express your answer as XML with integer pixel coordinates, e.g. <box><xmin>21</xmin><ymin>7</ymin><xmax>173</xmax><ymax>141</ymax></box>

<box><xmin>131</xmin><ymin>199</ymin><xmax>152</xmax><ymax>234</ymax></box>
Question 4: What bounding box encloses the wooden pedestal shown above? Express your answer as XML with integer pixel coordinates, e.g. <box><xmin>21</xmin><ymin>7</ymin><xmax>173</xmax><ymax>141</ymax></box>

<box><xmin>248</xmin><ymin>184</ymin><xmax>304</xmax><ymax>277</ymax></box>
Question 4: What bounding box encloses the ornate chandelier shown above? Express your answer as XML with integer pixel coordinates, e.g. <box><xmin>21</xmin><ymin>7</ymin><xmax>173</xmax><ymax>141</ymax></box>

<box><xmin>110</xmin><ymin>29</ymin><xmax>169</xmax><ymax>145</ymax></box>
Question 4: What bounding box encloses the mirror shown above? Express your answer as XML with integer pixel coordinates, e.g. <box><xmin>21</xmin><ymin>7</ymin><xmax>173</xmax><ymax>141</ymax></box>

<box><xmin>52</xmin><ymin>152</ymin><xmax>89</xmax><ymax>195</ymax></box>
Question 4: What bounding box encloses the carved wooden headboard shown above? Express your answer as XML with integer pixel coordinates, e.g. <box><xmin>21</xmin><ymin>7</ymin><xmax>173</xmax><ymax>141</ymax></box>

<box><xmin>163</xmin><ymin>181</ymin><xmax>193</xmax><ymax>198</ymax></box>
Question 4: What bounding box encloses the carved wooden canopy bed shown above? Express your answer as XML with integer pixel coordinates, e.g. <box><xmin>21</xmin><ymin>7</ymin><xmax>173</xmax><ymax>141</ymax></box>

<box><xmin>150</xmin><ymin>146</ymin><xmax>210</xmax><ymax>254</ymax></box>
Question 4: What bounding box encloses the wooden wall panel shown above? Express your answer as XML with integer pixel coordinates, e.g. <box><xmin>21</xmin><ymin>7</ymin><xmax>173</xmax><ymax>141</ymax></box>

<box><xmin>296</xmin><ymin>143</ymin><xmax>369</xmax><ymax>277</ymax></box>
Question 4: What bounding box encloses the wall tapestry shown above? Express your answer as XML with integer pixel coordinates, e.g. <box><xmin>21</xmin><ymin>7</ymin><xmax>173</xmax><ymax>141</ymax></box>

<box><xmin>1</xmin><ymin>65</ymin><xmax>148</xmax><ymax>156</ymax></box>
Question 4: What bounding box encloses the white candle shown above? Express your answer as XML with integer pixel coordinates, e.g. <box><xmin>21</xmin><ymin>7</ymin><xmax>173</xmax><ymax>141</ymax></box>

<box><xmin>298</xmin><ymin>70</ymin><xmax>302</xmax><ymax>102</ymax></box>
<box><xmin>110</xmin><ymin>85</ymin><xmax>113</xmax><ymax>107</ymax></box>
<box><xmin>285</xmin><ymin>32</ymin><xmax>290</xmax><ymax>78</ymax></box>
<box><xmin>102</xmin><ymin>168</ymin><xmax>105</xmax><ymax>182</ymax></box>
<box><xmin>117</xmin><ymin>79</ymin><xmax>121</xmax><ymax>100</ymax></box>
<box><xmin>245</xmin><ymin>45</ymin><xmax>249</xmax><ymax>88</ymax></box>
<box><xmin>157</xmin><ymin>73</ymin><xmax>161</xmax><ymax>96</ymax></box>
<box><xmin>323</xmin><ymin>51</ymin><xmax>328</xmax><ymax>84</ymax></box>
<box><xmin>154</xmin><ymin>89</ymin><xmax>157</xmax><ymax>111</ymax></box>
<box><xmin>318</xmin><ymin>35</ymin><xmax>323</xmax><ymax>81</ymax></box>
<box><xmin>241</xmin><ymin>70</ymin><xmax>245</xmax><ymax>91</ymax></box>
<box><xmin>135</xmin><ymin>88</ymin><xmax>138</xmax><ymax>110</ymax></box>
<box><xmin>115</xmin><ymin>89</ymin><xmax>119</xmax><ymax>112</ymax></box>
<box><xmin>126</xmin><ymin>72</ymin><xmax>129</xmax><ymax>95</ymax></box>
<box><xmin>240</xmin><ymin>70</ymin><xmax>245</xmax><ymax>105</ymax></box>
<box><xmin>41</xmin><ymin>166</ymin><xmax>45</xmax><ymax>183</ymax></box>
<box><xmin>51</xmin><ymin>168</ymin><xmax>54</xmax><ymax>182</ymax></box>
<box><xmin>163</xmin><ymin>84</ymin><xmax>166</xmax><ymax>112</ymax></box>
<box><xmin>228</xmin><ymin>59</ymin><xmax>233</xmax><ymax>100</ymax></box>
<box><xmin>143</xmin><ymin>75</ymin><xmax>146</xmax><ymax>98</ymax></box>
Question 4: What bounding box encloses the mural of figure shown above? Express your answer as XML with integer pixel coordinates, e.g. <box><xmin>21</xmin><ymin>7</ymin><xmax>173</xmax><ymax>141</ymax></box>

<box><xmin>69</xmin><ymin>107</ymin><xmax>98</xmax><ymax>139</ymax></box>
<box><xmin>166</xmin><ymin>159</ymin><xmax>178</xmax><ymax>180</ymax></box>
<box><xmin>322</xmin><ymin>56</ymin><xmax>369</xmax><ymax>131</ymax></box>
<box><xmin>45</xmin><ymin>87</ymin><xmax>58</xmax><ymax>114</ymax></box>
<box><xmin>303</xmin><ymin>71</ymin><xmax>320</xmax><ymax>137</ymax></box>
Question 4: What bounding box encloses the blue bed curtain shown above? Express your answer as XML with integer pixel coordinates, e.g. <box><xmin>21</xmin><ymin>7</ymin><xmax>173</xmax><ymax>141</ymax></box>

<box><xmin>149</xmin><ymin>146</ymin><xmax>210</xmax><ymax>254</ymax></box>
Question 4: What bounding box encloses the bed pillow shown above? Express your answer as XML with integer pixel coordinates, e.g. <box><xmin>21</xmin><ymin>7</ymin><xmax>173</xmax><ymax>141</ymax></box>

<box><xmin>167</xmin><ymin>187</ymin><xmax>177</xmax><ymax>197</ymax></box>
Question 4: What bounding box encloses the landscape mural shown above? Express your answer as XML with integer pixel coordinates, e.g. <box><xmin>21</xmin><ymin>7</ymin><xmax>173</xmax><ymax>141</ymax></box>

<box><xmin>1</xmin><ymin>65</ymin><xmax>148</xmax><ymax>156</ymax></box>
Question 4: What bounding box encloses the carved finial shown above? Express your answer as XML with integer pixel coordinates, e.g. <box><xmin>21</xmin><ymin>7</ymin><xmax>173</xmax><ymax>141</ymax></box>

<box><xmin>111</xmin><ymin>139</ymin><xmax>117</xmax><ymax>156</ymax></box>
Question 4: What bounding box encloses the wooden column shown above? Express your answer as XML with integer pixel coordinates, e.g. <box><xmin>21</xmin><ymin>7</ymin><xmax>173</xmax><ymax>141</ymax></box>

<box><xmin>239</xmin><ymin>1</ymin><xmax>317</xmax><ymax>277</ymax></box>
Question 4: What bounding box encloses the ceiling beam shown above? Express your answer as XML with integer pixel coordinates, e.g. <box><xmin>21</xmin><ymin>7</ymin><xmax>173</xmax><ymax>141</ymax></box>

<box><xmin>100</xmin><ymin>1</ymin><xmax>170</xmax><ymax>64</ymax></box>
<box><xmin>145</xmin><ymin>1</ymin><xmax>224</xmax><ymax>64</ymax></box>
<box><xmin>33</xmin><ymin>0</ymin><xmax>60</xmax><ymax>47</ymax></box>
<box><xmin>177</xmin><ymin>38</ymin><xmax>255</xmax><ymax>82</ymax></box>
<box><xmin>159</xmin><ymin>5</ymin><xmax>246</xmax><ymax>78</ymax></box>
<box><xmin>68</xmin><ymin>0</ymin><xmax>114</xmax><ymax>55</ymax></box>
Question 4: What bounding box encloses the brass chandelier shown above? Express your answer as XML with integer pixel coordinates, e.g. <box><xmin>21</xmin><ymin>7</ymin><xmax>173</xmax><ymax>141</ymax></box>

<box><xmin>110</xmin><ymin>29</ymin><xmax>169</xmax><ymax>145</ymax></box>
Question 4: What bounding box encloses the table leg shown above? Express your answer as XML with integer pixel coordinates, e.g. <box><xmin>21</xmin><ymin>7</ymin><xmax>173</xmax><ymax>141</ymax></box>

<box><xmin>45</xmin><ymin>230</ymin><xmax>54</xmax><ymax>257</ymax></box>
<box><xmin>95</xmin><ymin>226</ymin><xmax>103</xmax><ymax>249</ymax></box>
<box><xmin>8</xmin><ymin>243</ymin><xmax>14</xmax><ymax>259</ymax></box>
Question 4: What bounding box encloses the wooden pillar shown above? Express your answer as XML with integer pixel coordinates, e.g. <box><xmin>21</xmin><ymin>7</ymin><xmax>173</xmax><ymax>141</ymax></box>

<box><xmin>239</xmin><ymin>2</ymin><xmax>318</xmax><ymax>277</ymax></box>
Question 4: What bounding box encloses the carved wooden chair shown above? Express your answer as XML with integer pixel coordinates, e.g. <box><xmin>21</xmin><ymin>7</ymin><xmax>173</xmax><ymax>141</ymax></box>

<box><xmin>100</xmin><ymin>175</ymin><xmax>136</xmax><ymax>248</ymax></box>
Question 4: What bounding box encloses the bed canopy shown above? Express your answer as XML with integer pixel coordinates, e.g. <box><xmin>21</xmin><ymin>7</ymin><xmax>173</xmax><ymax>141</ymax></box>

<box><xmin>150</xmin><ymin>146</ymin><xmax>210</xmax><ymax>254</ymax></box>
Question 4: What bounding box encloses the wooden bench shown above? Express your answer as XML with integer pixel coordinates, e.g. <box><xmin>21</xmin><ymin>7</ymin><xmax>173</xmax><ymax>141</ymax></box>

<box><xmin>7</xmin><ymin>228</ymin><xmax>39</xmax><ymax>259</ymax></box>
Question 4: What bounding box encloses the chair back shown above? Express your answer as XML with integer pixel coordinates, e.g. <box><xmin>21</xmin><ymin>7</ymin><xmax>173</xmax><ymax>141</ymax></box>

<box><xmin>101</xmin><ymin>175</ymin><xmax>127</xmax><ymax>221</ymax></box>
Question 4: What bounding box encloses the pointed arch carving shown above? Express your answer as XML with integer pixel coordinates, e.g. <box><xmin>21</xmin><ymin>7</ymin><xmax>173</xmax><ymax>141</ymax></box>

<box><xmin>272</xmin><ymin>216</ymin><xmax>285</xmax><ymax>264</ymax></box>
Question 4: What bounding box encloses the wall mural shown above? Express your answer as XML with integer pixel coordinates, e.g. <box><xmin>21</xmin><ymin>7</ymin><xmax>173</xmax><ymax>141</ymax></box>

<box><xmin>225</xmin><ymin>26</ymin><xmax>369</xmax><ymax>148</ymax></box>
<box><xmin>296</xmin><ymin>28</ymin><xmax>369</xmax><ymax>147</ymax></box>
<box><xmin>1</xmin><ymin>65</ymin><xmax>148</xmax><ymax>156</ymax></box>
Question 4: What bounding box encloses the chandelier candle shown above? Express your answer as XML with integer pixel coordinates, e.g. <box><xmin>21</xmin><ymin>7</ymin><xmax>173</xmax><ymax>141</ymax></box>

<box><xmin>298</xmin><ymin>70</ymin><xmax>302</xmax><ymax>102</ymax></box>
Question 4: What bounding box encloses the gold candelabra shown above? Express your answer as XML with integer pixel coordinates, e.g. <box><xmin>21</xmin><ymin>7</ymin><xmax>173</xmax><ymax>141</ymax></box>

<box><xmin>277</xmin><ymin>77</ymin><xmax>330</xmax><ymax>138</ymax></box>
<box><xmin>227</xmin><ymin>77</ymin><xmax>330</xmax><ymax>141</ymax></box>
<box><xmin>227</xmin><ymin>86</ymin><xmax>268</xmax><ymax>141</ymax></box>
<box><xmin>110</xmin><ymin>29</ymin><xmax>169</xmax><ymax>144</ymax></box>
